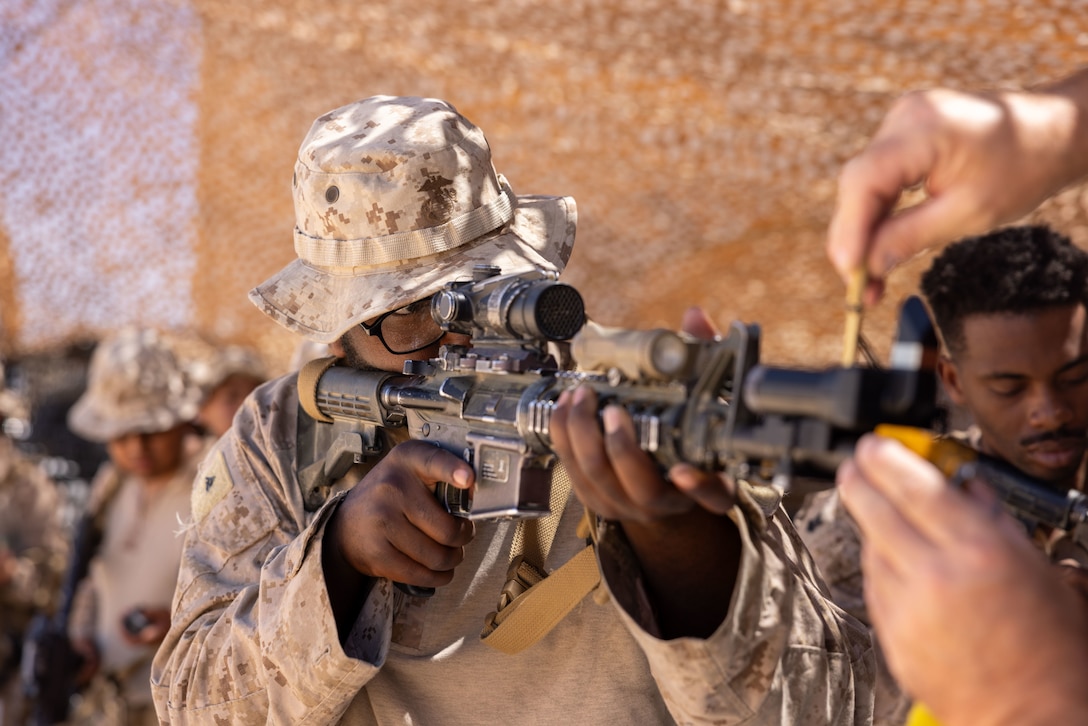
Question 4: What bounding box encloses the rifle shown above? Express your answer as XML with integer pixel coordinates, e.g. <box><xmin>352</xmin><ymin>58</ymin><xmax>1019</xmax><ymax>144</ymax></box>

<box><xmin>20</xmin><ymin>510</ymin><xmax>101</xmax><ymax>726</ymax></box>
<box><xmin>298</xmin><ymin>266</ymin><xmax>1087</xmax><ymax>543</ymax></box>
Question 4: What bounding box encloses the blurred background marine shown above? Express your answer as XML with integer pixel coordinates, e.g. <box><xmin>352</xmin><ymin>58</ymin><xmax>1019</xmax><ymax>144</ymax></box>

<box><xmin>57</xmin><ymin>327</ymin><xmax>204</xmax><ymax>726</ymax></box>
<box><xmin>797</xmin><ymin>223</ymin><xmax>1088</xmax><ymax>724</ymax></box>
<box><xmin>0</xmin><ymin>371</ymin><xmax>68</xmax><ymax>726</ymax></box>
<box><xmin>187</xmin><ymin>342</ymin><xmax>268</xmax><ymax>440</ymax></box>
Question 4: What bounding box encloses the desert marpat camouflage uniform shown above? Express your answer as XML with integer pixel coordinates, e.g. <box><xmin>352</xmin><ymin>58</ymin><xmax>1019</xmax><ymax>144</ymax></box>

<box><xmin>154</xmin><ymin>95</ymin><xmax>874</xmax><ymax>724</ymax></box>
<box><xmin>0</xmin><ymin>437</ymin><xmax>66</xmax><ymax>631</ymax></box>
<box><xmin>792</xmin><ymin>487</ymin><xmax>910</xmax><ymax>726</ymax></box>
<box><xmin>0</xmin><ymin>436</ymin><xmax>67</xmax><ymax>722</ymax></box>
<box><xmin>151</xmin><ymin>372</ymin><xmax>875</xmax><ymax>725</ymax></box>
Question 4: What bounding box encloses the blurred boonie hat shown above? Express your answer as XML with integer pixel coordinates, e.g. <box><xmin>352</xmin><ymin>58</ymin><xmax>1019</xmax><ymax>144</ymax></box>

<box><xmin>67</xmin><ymin>327</ymin><xmax>201</xmax><ymax>443</ymax></box>
<box><xmin>188</xmin><ymin>344</ymin><xmax>268</xmax><ymax>401</ymax></box>
<box><xmin>249</xmin><ymin>95</ymin><xmax>577</xmax><ymax>344</ymax></box>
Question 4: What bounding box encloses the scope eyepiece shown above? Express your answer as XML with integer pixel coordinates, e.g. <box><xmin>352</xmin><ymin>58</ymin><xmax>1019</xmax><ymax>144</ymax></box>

<box><xmin>432</xmin><ymin>290</ymin><xmax>471</xmax><ymax>326</ymax></box>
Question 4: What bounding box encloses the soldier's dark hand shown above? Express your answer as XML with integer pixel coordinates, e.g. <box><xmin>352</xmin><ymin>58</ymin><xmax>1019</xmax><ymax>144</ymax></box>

<box><xmin>70</xmin><ymin>636</ymin><xmax>100</xmax><ymax>687</ymax></box>
<box><xmin>550</xmin><ymin>307</ymin><xmax>741</xmax><ymax>638</ymax></box>
<box><xmin>551</xmin><ymin>387</ymin><xmax>736</xmax><ymax>521</ymax></box>
<box><xmin>1055</xmin><ymin>562</ymin><xmax>1088</xmax><ymax>604</ymax></box>
<box><xmin>120</xmin><ymin>606</ymin><xmax>172</xmax><ymax>646</ymax></box>
<box><xmin>551</xmin><ymin>307</ymin><xmax>737</xmax><ymax>521</ymax></box>
<box><xmin>325</xmin><ymin>440</ymin><xmax>476</xmax><ymax>591</ymax></box>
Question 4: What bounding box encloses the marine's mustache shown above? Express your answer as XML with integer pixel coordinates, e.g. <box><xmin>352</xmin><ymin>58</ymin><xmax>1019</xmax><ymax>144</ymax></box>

<box><xmin>1020</xmin><ymin>427</ymin><xmax>1088</xmax><ymax>448</ymax></box>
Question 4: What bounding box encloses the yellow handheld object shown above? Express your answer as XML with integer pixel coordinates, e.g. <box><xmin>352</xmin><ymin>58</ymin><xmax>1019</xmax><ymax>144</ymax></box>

<box><xmin>873</xmin><ymin>424</ymin><xmax>978</xmax><ymax>479</ymax></box>
<box><xmin>871</xmin><ymin>425</ymin><xmax>979</xmax><ymax>726</ymax></box>
<box><xmin>905</xmin><ymin>703</ymin><xmax>942</xmax><ymax>726</ymax></box>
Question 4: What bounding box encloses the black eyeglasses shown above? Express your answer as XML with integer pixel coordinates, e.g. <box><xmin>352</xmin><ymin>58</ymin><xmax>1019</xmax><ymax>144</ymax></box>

<box><xmin>359</xmin><ymin>299</ymin><xmax>445</xmax><ymax>355</ymax></box>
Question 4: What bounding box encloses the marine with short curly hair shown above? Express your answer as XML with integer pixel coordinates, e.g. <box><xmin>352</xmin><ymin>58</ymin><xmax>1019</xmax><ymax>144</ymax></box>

<box><xmin>797</xmin><ymin>223</ymin><xmax>1088</xmax><ymax>724</ymax></box>
<box><xmin>922</xmin><ymin>224</ymin><xmax>1088</xmax><ymax>354</ymax></box>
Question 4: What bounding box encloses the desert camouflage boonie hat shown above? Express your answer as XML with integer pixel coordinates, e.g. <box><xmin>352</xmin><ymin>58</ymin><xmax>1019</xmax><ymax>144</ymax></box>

<box><xmin>249</xmin><ymin>95</ymin><xmax>577</xmax><ymax>344</ymax></box>
<box><xmin>187</xmin><ymin>343</ymin><xmax>268</xmax><ymax>401</ymax></box>
<box><xmin>67</xmin><ymin>327</ymin><xmax>202</xmax><ymax>443</ymax></box>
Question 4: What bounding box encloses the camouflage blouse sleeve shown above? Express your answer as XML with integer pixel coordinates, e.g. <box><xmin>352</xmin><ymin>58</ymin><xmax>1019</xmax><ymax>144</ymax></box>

<box><xmin>150</xmin><ymin>375</ymin><xmax>392</xmax><ymax>724</ymax></box>
<box><xmin>793</xmin><ymin>487</ymin><xmax>964</xmax><ymax>726</ymax></box>
<box><xmin>596</xmin><ymin>493</ymin><xmax>877</xmax><ymax>725</ymax></box>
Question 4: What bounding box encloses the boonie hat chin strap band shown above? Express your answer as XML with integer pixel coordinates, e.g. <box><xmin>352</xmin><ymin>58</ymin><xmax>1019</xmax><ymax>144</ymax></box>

<box><xmin>294</xmin><ymin>184</ymin><xmax>515</xmax><ymax>268</ymax></box>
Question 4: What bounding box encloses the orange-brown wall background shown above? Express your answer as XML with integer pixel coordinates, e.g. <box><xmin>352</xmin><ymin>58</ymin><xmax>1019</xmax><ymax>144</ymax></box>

<box><xmin>3</xmin><ymin>0</ymin><xmax>1087</xmax><ymax>373</ymax></box>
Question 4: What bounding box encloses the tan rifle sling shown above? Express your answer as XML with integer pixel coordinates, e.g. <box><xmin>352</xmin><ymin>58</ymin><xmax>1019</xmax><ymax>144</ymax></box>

<box><xmin>480</xmin><ymin>463</ymin><xmax>602</xmax><ymax>654</ymax></box>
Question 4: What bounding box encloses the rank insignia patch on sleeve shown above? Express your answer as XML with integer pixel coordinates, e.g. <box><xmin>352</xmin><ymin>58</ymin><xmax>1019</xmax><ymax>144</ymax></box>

<box><xmin>192</xmin><ymin>449</ymin><xmax>234</xmax><ymax>522</ymax></box>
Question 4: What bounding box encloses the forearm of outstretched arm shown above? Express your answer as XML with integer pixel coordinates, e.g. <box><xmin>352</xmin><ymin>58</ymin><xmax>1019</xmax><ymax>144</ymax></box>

<box><xmin>601</xmin><ymin>508</ymin><xmax>875</xmax><ymax>725</ymax></box>
<box><xmin>620</xmin><ymin>508</ymin><xmax>741</xmax><ymax>639</ymax></box>
<box><xmin>1023</xmin><ymin>67</ymin><xmax>1088</xmax><ymax>193</ymax></box>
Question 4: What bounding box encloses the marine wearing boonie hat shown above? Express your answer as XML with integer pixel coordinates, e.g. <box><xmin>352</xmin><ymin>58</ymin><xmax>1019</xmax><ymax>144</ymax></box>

<box><xmin>187</xmin><ymin>343</ymin><xmax>267</xmax><ymax>402</ymax></box>
<box><xmin>67</xmin><ymin>327</ymin><xmax>202</xmax><ymax>443</ymax></box>
<box><xmin>248</xmin><ymin>95</ymin><xmax>577</xmax><ymax>344</ymax></box>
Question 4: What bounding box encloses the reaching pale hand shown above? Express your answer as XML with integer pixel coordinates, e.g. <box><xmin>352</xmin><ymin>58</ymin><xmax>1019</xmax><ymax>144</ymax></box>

<box><xmin>828</xmin><ymin>70</ymin><xmax>1088</xmax><ymax>304</ymax></box>
<box><xmin>838</xmin><ymin>434</ymin><xmax>1088</xmax><ymax>726</ymax></box>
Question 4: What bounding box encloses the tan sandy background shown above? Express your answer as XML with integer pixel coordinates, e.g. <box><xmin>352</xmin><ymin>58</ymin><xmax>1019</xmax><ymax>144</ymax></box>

<box><xmin>2</xmin><ymin>0</ymin><xmax>1087</xmax><ymax>375</ymax></box>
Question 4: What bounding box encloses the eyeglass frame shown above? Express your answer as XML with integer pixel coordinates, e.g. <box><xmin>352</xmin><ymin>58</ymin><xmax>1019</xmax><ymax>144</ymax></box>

<box><xmin>358</xmin><ymin>300</ymin><xmax>445</xmax><ymax>355</ymax></box>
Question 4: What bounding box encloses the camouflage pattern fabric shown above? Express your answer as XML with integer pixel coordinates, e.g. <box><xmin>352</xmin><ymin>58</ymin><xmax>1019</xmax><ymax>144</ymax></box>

<box><xmin>67</xmin><ymin>327</ymin><xmax>203</xmax><ymax>444</ymax></box>
<box><xmin>151</xmin><ymin>373</ymin><xmax>875</xmax><ymax>724</ymax></box>
<box><xmin>0</xmin><ymin>437</ymin><xmax>67</xmax><ymax>717</ymax></box>
<box><xmin>0</xmin><ymin>437</ymin><xmax>66</xmax><ymax>647</ymax></box>
<box><xmin>249</xmin><ymin>96</ymin><xmax>577</xmax><ymax>344</ymax></box>
<box><xmin>792</xmin><ymin>488</ymin><xmax>911</xmax><ymax>726</ymax></box>
<box><xmin>158</xmin><ymin>332</ymin><xmax>267</xmax><ymax>402</ymax></box>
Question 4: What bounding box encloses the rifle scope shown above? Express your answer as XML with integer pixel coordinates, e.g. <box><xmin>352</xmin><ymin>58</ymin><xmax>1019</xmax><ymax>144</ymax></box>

<box><xmin>431</xmin><ymin>267</ymin><xmax>586</xmax><ymax>342</ymax></box>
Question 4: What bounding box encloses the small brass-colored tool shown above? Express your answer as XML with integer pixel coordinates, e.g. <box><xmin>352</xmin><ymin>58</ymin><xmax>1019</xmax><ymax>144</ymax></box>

<box><xmin>841</xmin><ymin>269</ymin><xmax>867</xmax><ymax>366</ymax></box>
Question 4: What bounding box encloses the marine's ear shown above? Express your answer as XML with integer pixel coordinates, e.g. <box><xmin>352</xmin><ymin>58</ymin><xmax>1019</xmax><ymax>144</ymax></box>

<box><xmin>937</xmin><ymin>355</ymin><xmax>967</xmax><ymax>407</ymax></box>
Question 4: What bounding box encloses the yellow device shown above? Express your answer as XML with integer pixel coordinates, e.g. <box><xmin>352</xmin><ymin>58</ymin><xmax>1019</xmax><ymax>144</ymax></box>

<box><xmin>872</xmin><ymin>424</ymin><xmax>973</xmax><ymax>726</ymax></box>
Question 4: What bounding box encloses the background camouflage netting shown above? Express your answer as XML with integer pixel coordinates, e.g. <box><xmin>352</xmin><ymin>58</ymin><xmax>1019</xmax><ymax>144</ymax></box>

<box><xmin>2</xmin><ymin>0</ymin><xmax>1088</xmax><ymax>377</ymax></box>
